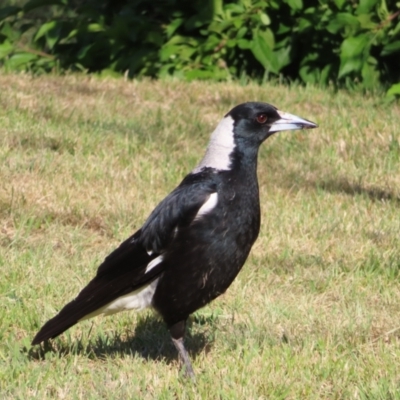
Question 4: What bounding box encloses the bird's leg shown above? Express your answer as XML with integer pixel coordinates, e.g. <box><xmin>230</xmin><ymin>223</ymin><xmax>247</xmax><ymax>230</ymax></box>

<box><xmin>169</xmin><ymin>320</ymin><xmax>195</xmax><ymax>380</ymax></box>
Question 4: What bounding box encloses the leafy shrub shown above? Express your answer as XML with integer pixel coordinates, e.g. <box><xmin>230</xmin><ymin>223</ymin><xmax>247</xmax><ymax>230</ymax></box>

<box><xmin>0</xmin><ymin>0</ymin><xmax>399</xmax><ymax>95</ymax></box>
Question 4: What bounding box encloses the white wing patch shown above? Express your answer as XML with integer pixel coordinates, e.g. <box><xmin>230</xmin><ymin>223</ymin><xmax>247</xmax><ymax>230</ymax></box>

<box><xmin>79</xmin><ymin>278</ymin><xmax>159</xmax><ymax>321</ymax></box>
<box><xmin>194</xmin><ymin>192</ymin><xmax>218</xmax><ymax>221</ymax></box>
<box><xmin>145</xmin><ymin>255</ymin><xmax>163</xmax><ymax>273</ymax></box>
<box><xmin>193</xmin><ymin>115</ymin><xmax>235</xmax><ymax>172</ymax></box>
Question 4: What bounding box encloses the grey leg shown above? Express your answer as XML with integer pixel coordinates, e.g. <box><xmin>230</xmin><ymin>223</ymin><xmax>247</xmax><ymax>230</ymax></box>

<box><xmin>170</xmin><ymin>320</ymin><xmax>195</xmax><ymax>379</ymax></box>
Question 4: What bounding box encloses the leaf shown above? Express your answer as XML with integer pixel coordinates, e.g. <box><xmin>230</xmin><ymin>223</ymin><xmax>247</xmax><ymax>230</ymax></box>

<box><xmin>64</xmin><ymin>28</ymin><xmax>78</xmax><ymax>41</ymax></box>
<box><xmin>6</xmin><ymin>52</ymin><xmax>37</xmax><ymax>69</ymax></box>
<box><xmin>285</xmin><ymin>0</ymin><xmax>303</xmax><ymax>10</ymax></box>
<box><xmin>159</xmin><ymin>44</ymin><xmax>179</xmax><ymax>61</ymax></box>
<box><xmin>98</xmin><ymin>68</ymin><xmax>121</xmax><ymax>78</ymax></box>
<box><xmin>339</xmin><ymin>58</ymin><xmax>364</xmax><ymax>78</ymax></box>
<box><xmin>76</xmin><ymin>44</ymin><xmax>94</xmax><ymax>60</ymax></box>
<box><xmin>259</xmin><ymin>12</ymin><xmax>271</xmax><ymax>26</ymax></box>
<box><xmin>227</xmin><ymin>39</ymin><xmax>236</xmax><ymax>48</ymax></box>
<box><xmin>163</xmin><ymin>35</ymin><xmax>196</xmax><ymax>46</ymax></box>
<box><xmin>165</xmin><ymin>18</ymin><xmax>184</xmax><ymax>38</ymax></box>
<box><xmin>224</xmin><ymin>3</ymin><xmax>245</xmax><ymax>14</ymax></box>
<box><xmin>212</xmin><ymin>0</ymin><xmax>223</xmax><ymax>16</ymax></box>
<box><xmin>201</xmin><ymin>35</ymin><xmax>220</xmax><ymax>51</ymax></box>
<box><xmin>361</xmin><ymin>59</ymin><xmax>380</xmax><ymax>88</ymax></box>
<box><xmin>232</xmin><ymin>17</ymin><xmax>244</xmax><ymax>29</ymax></box>
<box><xmin>341</xmin><ymin>35</ymin><xmax>370</xmax><ymax>58</ymax></box>
<box><xmin>299</xmin><ymin>64</ymin><xmax>318</xmax><ymax>84</ymax></box>
<box><xmin>209</xmin><ymin>20</ymin><xmax>232</xmax><ymax>34</ymax></box>
<box><xmin>87</xmin><ymin>23</ymin><xmax>104</xmax><ymax>33</ymax></box>
<box><xmin>34</xmin><ymin>20</ymin><xmax>57</xmax><ymax>41</ymax></box>
<box><xmin>274</xmin><ymin>45</ymin><xmax>292</xmax><ymax>69</ymax></box>
<box><xmin>34</xmin><ymin>20</ymin><xmax>65</xmax><ymax>50</ymax></box>
<box><xmin>339</xmin><ymin>35</ymin><xmax>371</xmax><ymax>78</ymax></box>
<box><xmin>257</xmin><ymin>28</ymin><xmax>275</xmax><ymax>49</ymax></box>
<box><xmin>320</xmin><ymin>64</ymin><xmax>332</xmax><ymax>84</ymax></box>
<box><xmin>377</xmin><ymin>0</ymin><xmax>389</xmax><ymax>20</ymax></box>
<box><xmin>0</xmin><ymin>41</ymin><xmax>13</xmax><ymax>59</ymax></box>
<box><xmin>0</xmin><ymin>21</ymin><xmax>21</xmax><ymax>42</ymax></box>
<box><xmin>297</xmin><ymin>17</ymin><xmax>312</xmax><ymax>32</ymax></box>
<box><xmin>356</xmin><ymin>14</ymin><xmax>377</xmax><ymax>30</ymax></box>
<box><xmin>250</xmin><ymin>33</ymin><xmax>279</xmax><ymax>74</ymax></box>
<box><xmin>327</xmin><ymin>13</ymin><xmax>360</xmax><ymax>35</ymax></box>
<box><xmin>381</xmin><ymin>41</ymin><xmax>400</xmax><ymax>56</ymax></box>
<box><xmin>332</xmin><ymin>0</ymin><xmax>346</xmax><ymax>9</ymax></box>
<box><xmin>176</xmin><ymin>46</ymin><xmax>196</xmax><ymax>60</ymax></box>
<box><xmin>237</xmin><ymin>39</ymin><xmax>251</xmax><ymax>49</ymax></box>
<box><xmin>236</xmin><ymin>26</ymin><xmax>247</xmax><ymax>39</ymax></box>
<box><xmin>386</xmin><ymin>83</ymin><xmax>400</xmax><ymax>96</ymax></box>
<box><xmin>158</xmin><ymin>62</ymin><xmax>175</xmax><ymax>78</ymax></box>
<box><xmin>356</xmin><ymin>0</ymin><xmax>379</xmax><ymax>15</ymax></box>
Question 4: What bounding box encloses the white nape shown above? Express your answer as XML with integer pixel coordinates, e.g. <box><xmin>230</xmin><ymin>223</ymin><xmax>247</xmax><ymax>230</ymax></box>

<box><xmin>193</xmin><ymin>116</ymin><xmax>235</xmax><ymax>172</ymax></box>
<box><xmin>79</xmin><ymin>279</ymin><xmax>159</xmax><ymax>321</ymax></box>
<box><xmin>194</xmin><ymin>192</ymin><xmax>218</xmax><ymax>221</ymax></box>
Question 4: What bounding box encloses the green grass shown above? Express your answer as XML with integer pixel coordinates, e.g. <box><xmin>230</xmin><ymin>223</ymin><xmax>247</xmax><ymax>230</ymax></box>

<box><xmin>1</xmin><ymin>73</ymin><xmax>400</xmax><ymax>399</ymax></box>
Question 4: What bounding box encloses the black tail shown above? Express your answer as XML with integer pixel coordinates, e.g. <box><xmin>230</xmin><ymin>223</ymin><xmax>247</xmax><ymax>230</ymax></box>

<box><xmin>31</xmin><ymin>298</ymin><xmax>88</xmax><ymax>345</ymax></box>
<box><xmin>31</xmin><ymin>273</ymin><xmax>123</xmax><ymax>345</ymax></box>
<box><xmin>31</xmin><ymin>270</ymin><xmax>119</xmax><ymax>345</ymax></box>
<box><xmin>31</xmin><ymin>234</ymin><xmax>162</xmax><ymax>345</ymax></box>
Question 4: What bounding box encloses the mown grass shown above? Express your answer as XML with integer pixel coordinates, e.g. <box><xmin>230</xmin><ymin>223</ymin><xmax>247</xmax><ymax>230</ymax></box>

<box><xmin>0</xmin><ymin>73</ymin><xmax>399</xmax><ymax>399</ymax></box>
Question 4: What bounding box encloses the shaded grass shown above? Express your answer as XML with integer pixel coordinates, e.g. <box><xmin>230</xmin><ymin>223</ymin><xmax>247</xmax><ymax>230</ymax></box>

<box><xmin>1</xmin><ymin>73</ymin><xmax>400</xmax><ymax>398</ymax></box>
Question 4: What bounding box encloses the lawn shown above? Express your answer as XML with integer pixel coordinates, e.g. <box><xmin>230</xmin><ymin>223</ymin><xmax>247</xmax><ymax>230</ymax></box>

<box><xmin>1</xmin><ymin>73</ymin><xmax>400</xmax><ymax>399</ymax></box>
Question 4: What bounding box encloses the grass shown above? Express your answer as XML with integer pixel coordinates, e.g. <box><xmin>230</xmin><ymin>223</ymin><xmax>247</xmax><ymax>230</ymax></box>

<box><xmin>0</xmin><ymin>72</ymin><xmax>400</xmax><ymax>399</ymax></box>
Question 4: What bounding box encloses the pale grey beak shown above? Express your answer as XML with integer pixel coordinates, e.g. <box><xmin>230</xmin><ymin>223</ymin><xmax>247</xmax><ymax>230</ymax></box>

<box><xmin>269</xmin><ymin>110</ymin><xmax>318</xmax><ymax>133</ymax></box>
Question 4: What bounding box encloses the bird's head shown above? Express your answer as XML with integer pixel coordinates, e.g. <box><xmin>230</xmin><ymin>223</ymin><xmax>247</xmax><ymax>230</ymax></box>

<box><xmin>227</xmin><ymin>102</ymin><xmax>317</xmax><ymax>146</ymax></box>
<box><xmin>194</xmin><ymin>101</ymin><xmax>317</xmax><ymax>173</ymax></box>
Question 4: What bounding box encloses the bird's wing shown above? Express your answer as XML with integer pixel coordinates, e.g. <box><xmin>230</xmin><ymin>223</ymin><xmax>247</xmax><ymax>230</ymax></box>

<box><xmin>138</xmin><ymin>175</ymin><xmax>218</xmax><ymax>255</ymax></box>
<box><xmin>32</xmin><ymin>176</ymin><xmax>217</xmax><ymax>344</ymax></box>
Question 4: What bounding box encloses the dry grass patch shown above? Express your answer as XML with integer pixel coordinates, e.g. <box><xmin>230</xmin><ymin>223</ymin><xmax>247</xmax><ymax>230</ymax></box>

<box><xmin>1</xmin><ymin>72</ymin><xmax>400</xmax><ymax>399</ymax></box>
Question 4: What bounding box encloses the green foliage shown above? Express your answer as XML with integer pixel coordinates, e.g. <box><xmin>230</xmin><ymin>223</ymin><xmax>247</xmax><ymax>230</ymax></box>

<box><xmin>0</xmin><ymin>0</ymin><xmax>399</xmax><ymax>94</ymax></box>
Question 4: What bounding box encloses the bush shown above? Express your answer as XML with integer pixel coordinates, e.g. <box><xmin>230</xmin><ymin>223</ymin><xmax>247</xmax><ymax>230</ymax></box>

<box><xmin>0</xmin><ymin>0</ymin><xmax>399</xmax><ymax>95</ymax></box>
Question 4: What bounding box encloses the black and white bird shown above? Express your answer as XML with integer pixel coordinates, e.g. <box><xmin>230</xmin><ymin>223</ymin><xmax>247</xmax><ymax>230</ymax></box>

<box><xmin>32</xmin><ymin>102</ymin><xmax>317</xmax><ymax>377</ymax></box>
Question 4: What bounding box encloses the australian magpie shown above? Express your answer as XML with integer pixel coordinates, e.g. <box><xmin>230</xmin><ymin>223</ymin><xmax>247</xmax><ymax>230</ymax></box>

<box><xmin>32</xmin><ymin>102</ymin><xmax>317</xmax><ymax>378</ymax></box>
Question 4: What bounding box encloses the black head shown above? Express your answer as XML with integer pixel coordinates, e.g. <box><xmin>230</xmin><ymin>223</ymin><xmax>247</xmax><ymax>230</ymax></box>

<box><xmin>226</xmin><ymin>102</ymin><xmax>317</xmax><ymax>146</ymax></box>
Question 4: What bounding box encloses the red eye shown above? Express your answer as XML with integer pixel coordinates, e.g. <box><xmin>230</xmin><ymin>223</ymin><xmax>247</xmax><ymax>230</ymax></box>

<box><xmin>256</xmin><ymin>114</ymin><xmax>268</xmax><ymax>124</ymax></box>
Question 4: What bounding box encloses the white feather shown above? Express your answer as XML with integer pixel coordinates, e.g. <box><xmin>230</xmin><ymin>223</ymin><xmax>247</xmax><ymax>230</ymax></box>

<box><xmin>79</xmin><ymin>279</ymin><xmax>159</xmax><ymax>320</ymax></box>
<box><xmin>145</xmin><ymin>255</ymin><xmax>163</xmax><ymax>273</ymax></box>
<box><xmin>193</xmin><ymin>116</ymin><xmax>235</xmax><ymax>172</ymax></box>
<box><xmin>194</xmin><ymin>192</ymin><xmax>218</xmax><ymax>221</ymax></box>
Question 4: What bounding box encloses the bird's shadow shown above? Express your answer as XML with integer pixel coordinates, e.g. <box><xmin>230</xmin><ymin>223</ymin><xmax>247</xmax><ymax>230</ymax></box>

<box><xmin>26</xmin><ymin>314</ymin><xmax>215</xmax><ymax>366</ymax></box>
<box><xmin>314</xmin><ymin>177</ymin><xmax>400</xmax><ymax>205</ymax></box>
